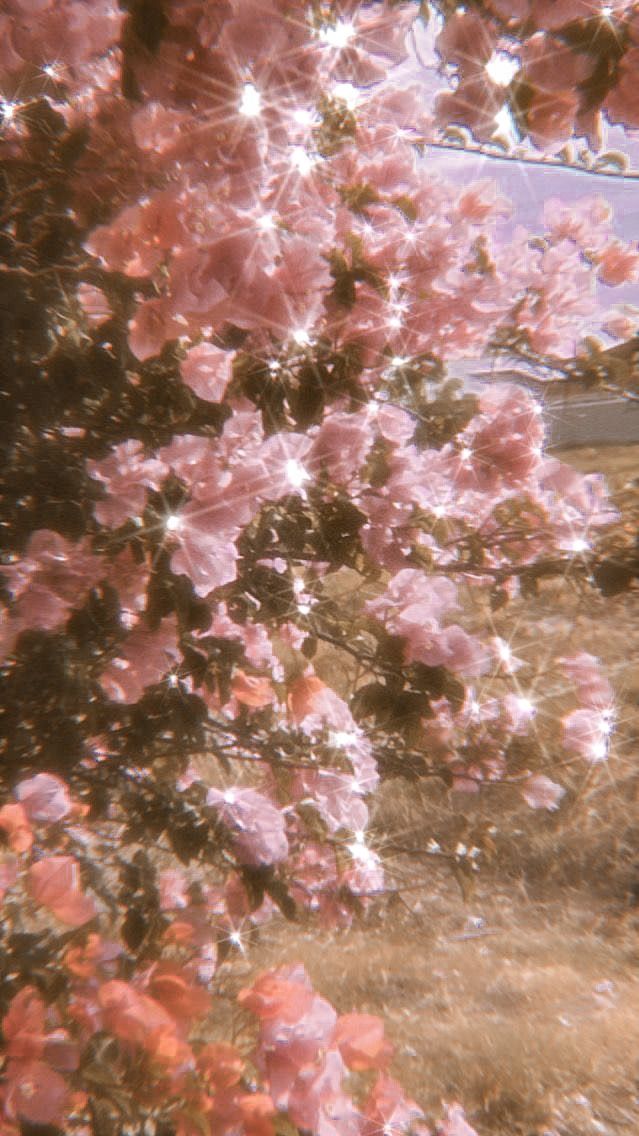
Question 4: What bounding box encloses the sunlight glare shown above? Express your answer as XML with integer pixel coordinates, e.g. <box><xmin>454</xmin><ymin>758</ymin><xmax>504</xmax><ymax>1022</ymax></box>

<box><xmin>257</xmin><ymin>211</ymin><xmax>276</xmax><ymax>231</ymax></box>
<box><xmin>566</xmin><ymin>536</ymin><xmax>590</xmax><ymax>553</ymax></box>
<box><xmin>493</xmin><ymin>104</ymin><xmax>517</xmax><ymax>142</ymax></box>
<box><xmin>485</xmin><ymin>51</ymin><xmax>519</xmax><ymax>88</ymax></box>
<box><xmin>320</xmin><ymin>20</ymin><xmax>355</xmax><ymax>49</ymax></box>
<box><xmin>293</xmin><ymin>106</ymin><xmax>316</xmax><ymax>127</ymax></box>
<box><xmin>239</xmin><ymin>82</ymin><xmax>262</xmax><ymax>118</ymax></box>
<box><xmin>290</xmin><ymin>146</ymin><xmax>315</xmax><ymax>175</ymax></box>
<box><xmin>332</xmin><ymin>81</ymin><xmax>361</xmax><ymax>110</ymax></box>
<box><xmin>1</xmin><ymin>100</ymin><xmax>18</xmax><ymax>124</ymax></box>
<box><xmin>285</xmin><ymin>458</ymin><xmax>311</xmax><ymax>489</ymax></box>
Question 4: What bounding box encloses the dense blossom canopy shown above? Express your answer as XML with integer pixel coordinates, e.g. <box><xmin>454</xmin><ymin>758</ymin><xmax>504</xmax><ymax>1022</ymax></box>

<box><xmin>1</xmin><ymin>2</ymin><xmax>638</xmax><ymax>1135</ymax></box>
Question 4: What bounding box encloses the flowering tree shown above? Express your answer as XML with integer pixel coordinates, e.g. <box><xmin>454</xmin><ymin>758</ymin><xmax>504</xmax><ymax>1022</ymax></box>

<box><xmin>1</xmin><ymin>2</ymin><xmax>638</xmax><ymax>1134</ymax></box>
<box><xmin>429</xmin><ymin>1</ymin><xmax>639</xmax><ymax>149</ymax></box>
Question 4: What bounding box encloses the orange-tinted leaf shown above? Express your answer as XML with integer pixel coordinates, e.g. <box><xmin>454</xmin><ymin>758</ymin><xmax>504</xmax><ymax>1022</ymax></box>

<box><xmin>28</xmin><ymin>856</ymin><xmax>96</xmax><ymax>926</ymax></box>
<box><xmin>4</xmin><ymin>1060</ymin><xmax>68</xmax><ymax>1127</ymax></box>
<box><xmin>98</xmin><ymin>980</ymin><xmax>176</xmax><ymax>1050</ymax></box>
<box><xmin>2</xmin><ymin>988</ymin><xmax>46</xmax><ymax>1062</ymax></box>
<box><xmin>287</xmin><ymin>673</ymin><xmax>325</xmax><ymax>722</ymax></box>
<box><xmin>197</xmin><ymin>1043</ymin><xmax>244</xmax><ymax>1090</ymax></box>
<box><xmin>0</xmin><ymin>803</ymin><xmax>33</xmax><ymax>853</ymax></box>
<box><xmin>148</xmin><ymin>967</ymin><xmax>211</xmax><ymax>1023</ymax></box>
<box><xmin>238</xmin><ymin>972</ymin><xmax>314</xmax><ymax>1023</ymax></box>
<box><xmin>332</xmin><ymin>1012</ymin><xmax>393</xmax><ymax>1070</ymax></box>
<box><xmin>231</xmin><ymin>670</ymin><xmax>275</xmax><ymax>709</ymax></box>
<box><xmin>237</xmin><ymin>1092</ymin><xmax>276</xmax><ymax>1136</ymax></box>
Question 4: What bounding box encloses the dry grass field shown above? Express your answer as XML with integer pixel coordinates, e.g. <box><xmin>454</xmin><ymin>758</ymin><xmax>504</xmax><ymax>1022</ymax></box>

<box><xmin>218</xmin><ymin>445</ymin><xmax>639</xmax><ymax>1136</ymax></box>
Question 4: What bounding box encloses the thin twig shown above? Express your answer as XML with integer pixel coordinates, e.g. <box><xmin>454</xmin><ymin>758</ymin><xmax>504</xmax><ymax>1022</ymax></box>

<box><xmin>424</xmin><ymin>137</ymin><xmax>639</xmax><ymax>182</ymax></box>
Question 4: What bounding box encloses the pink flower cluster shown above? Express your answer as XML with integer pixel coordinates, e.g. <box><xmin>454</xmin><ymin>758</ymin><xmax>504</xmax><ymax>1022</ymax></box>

<box><xmin>0</xmin><ymin>2</ymin><xmax>632</xmax><ymax>1133</ymax></box>
<box><xmin>560</xmin><ymin>652</ymin><xmax>615</xmax><ymax>763</ymax></box>
<box><xmin>433</xmin><ymin>3</ymin><xmax>639</xmax><ymax>149</ymax></box>
<box><xmin>1</xmin><ymin>530</ymin><xmax>102</xmax><ymax>661</ymax></box>
<box><xmin>239</xmin><ymin>963</ymin><xmax>451</xmax><ymax>1136</ymax></box>
<box><xmin>366</xmin><ymin>569</ymin><xmax>487</xmax><ymax>676</ymax></box>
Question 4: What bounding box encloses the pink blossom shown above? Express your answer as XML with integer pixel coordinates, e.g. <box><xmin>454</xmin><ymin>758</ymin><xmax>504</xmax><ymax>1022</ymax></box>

<box><xmin>1</xmin><ymin>531</ymin><xmax>102</xmax><ymax>657</ymax></box>
<box><xmin>562</xmin><ymin>707</ymin><xmax>612</xmax><ymax>763</ymax></box>
<box><xmin>604</xmin><ymin>47</ymin><xmax>639</xmax><ymax>128</ymax></box>
<box><xmin>366</xmin><ymin>569</ymin><xmax>458</xmax><ymax>623</ymax></box>
<box><xmin>521</xmin><ymin>33</ymin><xmax>595</xmax><ymax>93</ymax></box>
<box><xmin>464</xmin><ymin>382</ymin><xmax>544</xmax><ymax>486</ymax></box>
<box><xmin>128</xmin><ymin>298</ymin><xmax>182</xmax><ymax>361</ymax></box>
<box><xmin>159</xmin><ymin>869</ymin><xmax>190</xmax><ymax>911</ymax></box>
<box><xmin>167</xmin><ymin>246</ymin><xmax>228</xmax><ymax>321</ymax></box>
<box><xmin>502</xmin><ymin>692</ymin><xmax>537</xmax><ymax>734</ymax></box>
<box><xmin>597</xmin><ymin>241</ymin><xmax>639</xmax><ymax>287</ymax></box>
<box><xmin>0</xmin><ymin>0</ymin><xmax>124</xmax><ymax>80</ymax></box>
<box><xmin>525</xmin><ymin>87</ymin><xmax>580</xmax><ymax>151</ymax></box>
<box><xmin>15</xmin><ymin>774</ymin><xmax>72</xmax><ymax>823</ymax></box>
<box><xmin>456</xmin><ymin>180</ymin><xmax>511</xmax><ymax>226</ymax></box>
<box><xmin>103</xmin><ymin>546</ymin><xmax>150</xmax><ymax>615</ymax></box>
<box><xmin>241</xmin><ymin>966</ymin><xmax>339</xmax><ymax>1114</ymax></box>
<box><xmin>251</xmin><ymin>432</ymin><xmax>315</xmax><ymax>501</ymax></box>
<box><xmin>2</xmin><ymin>987</ymin><xmax>46</xmax><ymax>1063</ymax></box>
<box><xmin>366</xmin><ymin>570</ymin><xmax>485</xmax><ymax>675</ymax></box>
<box><xmin>6</xmin><ymin>530</ymin><xmax>100</xmax><ymax>606</ymax></box>
<box><xmin>309</xmin><ymin>409</ymin><xmax>372</xmax><ymax>484</ymax></box>
<box><xmin>238</xmin><ymin>964</ymin><xmax>315</xmax><ymax>1025</ymax></box>
<box><xmin>411</xmin><ymin>623</ymin><xmax>487</xmax><ymax>677</ymax></box>
<box><xmin>559</xmin><ymin>652</ymin><xmax>613</xmax><ymax>708</ymax></box>
<box><xmin>531</xmin><ymin>0</ymin><xmax>601</xmax><ymax>29</ymax></box>
<box><xmin>374</xmin><ymin>403</ymin><xmax>415</xmax><ymax>445</ymax></box>
<box><xmin>180</xmin><ymin>342</ymin><xmax>233</xmax><ymax>401</ymax></box>
<box><xmin>363</xmin><ymin>1075</ymin><xmax>428</xmax><ymax>1136</ymax></box>
<box><xmin>294</xmin><ymin>769</ymin><xmax>369</xmax><ymax>834</ymax></box>
<box><xmin>437</xmin><ymin>1102</ymin><xmax>479</xmax><ymax>1136</ymax></box>
<box><xmin>602</xmin><ymin>309</ymin><xmax>638</xmax><ymax>340</ymax></box>
<box><xmin>435</xmin><ymin>11</ymin><xmax>497</xmax><ymax>75</ymax></box>
<box><xmin>288</xmin><ymin>1049</ymin><xmax>361</xmax><ymax>1136</ymax></box>
<box><xmin>163</xmin><ymin>501</ymin><xmax>241</xmax><ymax>596</ymax></box>
<box><xmin>435</xmin><ymin>76</ymin><xmax>505</xmax><ymax>141</ymax></box>
<box><xmin>206</xmin><ymin>788</ymin><xmax>289</xmax><ymax>866</ymax></box>
<box><xmin>208</xmin><ymin>603</ymin><xmax>281</xmax><ymax>672</ymax></box>
<box><xmin>542</xmin><ymin>196</ymin><xmax>613</xmax><ymax>251</ymax></box>
<box><xmin>88</xmin><ymin>441</ymin><xmax>167</xmax><ymax>528</ymax></box>
<box><xmin>342</xmin><ymin>837</ymin><xmax>384</xmax><ymax>897</ymax></box>
<box><xmin>99</xmin><ymin>615</ymin><xmax>179</xmax><ymax>704</ymax></box>
<box><xmin>76</xmin><ymin>282</ymin><xmax>111</xmax><ymax>326</ymax></box>
<box><xmin>520</xmin><ymin>774</ymin><xmax>565</xmax><ymax>811</ymax></box>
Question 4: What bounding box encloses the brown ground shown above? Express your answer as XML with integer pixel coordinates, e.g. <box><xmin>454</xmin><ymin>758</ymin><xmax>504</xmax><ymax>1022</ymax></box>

<box><xmin>222</xmin><ymin>446</ymin><xmax>639</xmax><ymax>1136</ymax></box>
